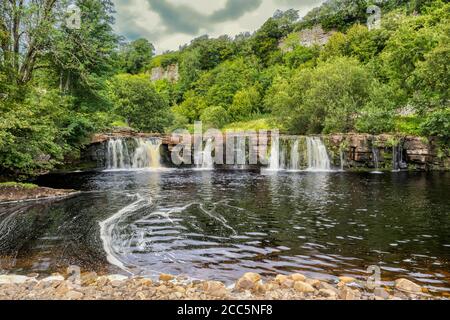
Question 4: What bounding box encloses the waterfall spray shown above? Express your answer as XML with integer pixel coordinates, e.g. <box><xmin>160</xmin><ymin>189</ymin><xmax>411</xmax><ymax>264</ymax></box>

<box><xmin>306</xmin><ymin>137</ymin><xmax>331</xmax><ymax>171</ymax></box>
<box><xmin>106</xmin><ymin>138</ymin><xmax>162</xmax><ymax>170</ymax></box>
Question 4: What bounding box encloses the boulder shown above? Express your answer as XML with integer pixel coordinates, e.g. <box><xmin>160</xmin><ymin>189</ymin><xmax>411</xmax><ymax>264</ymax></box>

<box><xmin>159</xmin><ymin>274</ymin><xmax>175</xmax><ymax>282</ymax></box>
<box><xmin>291</xmin><ymin>273</ymin><xmax>307</xmax><ymax>282</ymax></box>
<box><xmin>395</xmin><ymin>278</ymin><xmax>422</xmax><ymax>294</ymax></box>
<box><xmin>293</xmin><ymin>281</ymin><xmax>315</xmax><ymax>293</ymax></box>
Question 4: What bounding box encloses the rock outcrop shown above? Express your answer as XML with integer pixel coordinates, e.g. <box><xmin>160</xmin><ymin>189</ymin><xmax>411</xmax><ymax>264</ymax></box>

<box><xmin>150</xmin><ymin>64</ymin><xmax>179</xmax><ymax>82</ymax></box>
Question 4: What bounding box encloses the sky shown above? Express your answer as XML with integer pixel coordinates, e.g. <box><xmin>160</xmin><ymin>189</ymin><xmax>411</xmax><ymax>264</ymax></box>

<box><xmin>113</xmin><ymin>0</ymin><xmax>326</xmax><ymax>53</ymax></box>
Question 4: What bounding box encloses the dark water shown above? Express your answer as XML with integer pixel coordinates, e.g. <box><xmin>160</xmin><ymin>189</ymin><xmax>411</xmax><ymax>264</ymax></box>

<box><xmin>1</xmin><ymin>170</ymin><xmax>449</xmax><ymax>293</ymax></box>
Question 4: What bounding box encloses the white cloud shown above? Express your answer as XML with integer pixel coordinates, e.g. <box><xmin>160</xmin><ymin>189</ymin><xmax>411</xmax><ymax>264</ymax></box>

<box><xmin>113</xmin><ymin>0</ymin><xmax>325</xmax><ymax>53</ymax></box>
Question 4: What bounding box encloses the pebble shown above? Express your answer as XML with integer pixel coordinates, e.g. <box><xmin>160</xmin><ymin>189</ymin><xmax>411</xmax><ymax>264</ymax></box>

<box><xmin>0</xmin><ymin>273</ymin><xmax>440</xmax><ymax>301</ymax></box>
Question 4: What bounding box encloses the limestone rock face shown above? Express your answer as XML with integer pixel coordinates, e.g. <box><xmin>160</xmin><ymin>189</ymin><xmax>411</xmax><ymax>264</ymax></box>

<box><xmin>151</xmin><ymin>64</ymin><xmax>179</xmax><ymax>82</ymax></box>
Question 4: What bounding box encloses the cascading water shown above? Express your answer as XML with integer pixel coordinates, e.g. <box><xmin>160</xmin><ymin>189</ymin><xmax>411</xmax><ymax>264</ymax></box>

<box><xmin>340</xmin><ymin>149</ymin><xmax>345</xmax><ymax>171</ymax></box>
<box><xmin>306</xmin><ymin>137</ymin><xmax>331</xmax><ymax>171</ymax></box>
<box><xmin>267</xmin><ymin>136</ymin><xmax>332</xmax><ymax>172</ymax></box>
<box><xmin>290</xmin><ymin>140</ymin><xmax>300</xmax><ymax>171</ymax></box>
<box><xmin>106</xmin><ymin>138</ymin><xmax>162</xmax><ymax>170</ymax></box>
<box><xmin>268</xmin><ymin>135</ymin><xmax>280</xmax><ymax>171</ymax></box>
<box><xmin>371</xmin><ymin>146</ymin><xmax>382</xmax><ymax>174</ymax></box>
<box><xmin>132</xmin><ymin>139</ymin><xmax>162</xmax><ymax>169</ymax></box>
<box><xmin>107</xmin><ymin>139</ymin><xmax>130</xmax><ymax>169</ymax></box>
<box><xmin>195</xmin><ymin>139</ymin><xmax>214</xmax><ymax>170</ymax></box>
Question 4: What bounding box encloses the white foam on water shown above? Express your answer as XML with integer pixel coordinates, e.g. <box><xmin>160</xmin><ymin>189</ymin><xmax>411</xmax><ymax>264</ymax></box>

<box><xmin>99</xmin><ymin>193</ymin><xmax>147</xmax><ymax>274</ymax></box>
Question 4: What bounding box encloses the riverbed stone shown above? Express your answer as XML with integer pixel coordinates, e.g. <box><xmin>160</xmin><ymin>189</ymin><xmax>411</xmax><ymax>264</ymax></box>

<box><xmin>290</xmin><ymin>273</ymin><xmax>307</xmax><ymax>282</ymax></box>
<box><xmin>159</xmin><ymin>274</ymin><xmax>175</xmax><ymax>282</ymax></box>
<box><xmin>81</xmin><ymin>272</ymin><xmax>98</xmax><ymax>286</ymax></box>
<box><xmin>395</xmin><ymin>279</ymin><xmax>422</xmax><ymax>294</ymax></box>
<box><xmin>65</xmin><ymin>290</ymin><xmax>84</xmax><ymax>300</ymax></box>
<box><xmin>203</xmin><ymin>281</ymin><xmax>228</xmax><ymax>297</ymax></box>
<box><xmin>305</xmin><ymin>278</ymin><xmax>321</xmax><ymax>288</ymax></box>
<box><xmin>339</xmin><ymin>287</ymin><xmax>360</xmax><ymax>300</ymax></box>
<box><xmin>274</xmin><ymin>275</ymin><xmax>289</xmax><ymax>285</ymax></box>
<box><xmin>0</xmin><ymin>275</ymin><xmax>32</xmax><ymax>284</ymax></box>
<box><xmin>319</xmin><ymin>289</ymin><xmax>337</xmax><ymax>299</ymax></box>
<box><xmin>339</xmin><ymin>276</ymin><xmax>357</xmax><ymax>284</ymax></box>
<box><xmin>374</xmin><ymin>287</ymin><xmax>390</xmax><ymax>299</ymax></box>
<box><xmin>243</xmin><ymin>272</ymin><xmax>261</xmax><ymax>283</ymax></box>
<box><xmin>294</xmin><ymin>281</ymin><xmax>315</xmax><ymax>293</ymax></box>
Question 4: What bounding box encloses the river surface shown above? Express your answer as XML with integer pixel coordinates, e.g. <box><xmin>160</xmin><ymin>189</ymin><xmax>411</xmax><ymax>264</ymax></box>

<box><xmin>0</xmin><ymin>170</ymin><xmax>449</xmax><ymax>294</ymax></box>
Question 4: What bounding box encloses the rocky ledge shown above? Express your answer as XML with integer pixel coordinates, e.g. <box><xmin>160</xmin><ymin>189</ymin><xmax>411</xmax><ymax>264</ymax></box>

<box><xmin>0</xmin><ymin>273</ymin><xmax>444</xmax><ymax>301</ymax></box>
<box><xmin>0</xmin><ymin>183</ymin><xmax>78</xmax><ymax>203</ymax></box>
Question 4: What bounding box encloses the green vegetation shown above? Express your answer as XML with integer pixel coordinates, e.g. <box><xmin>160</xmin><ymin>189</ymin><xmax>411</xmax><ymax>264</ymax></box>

<box><xmin>0</xmin><ymin>182</ymin><xmax>38</xmax><ymax>189</ymax></box>
<box><xmin>1</xmin><ymin>0</ymin><xmax>448</xmax><ymax>178</ymax></box>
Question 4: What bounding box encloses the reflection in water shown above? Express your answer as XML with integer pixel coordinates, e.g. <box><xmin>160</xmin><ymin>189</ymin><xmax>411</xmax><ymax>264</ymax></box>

<box><xmin>0</xmin><ymin>171</ymin><xmax>449</xmax><ymax>294</ymax></box>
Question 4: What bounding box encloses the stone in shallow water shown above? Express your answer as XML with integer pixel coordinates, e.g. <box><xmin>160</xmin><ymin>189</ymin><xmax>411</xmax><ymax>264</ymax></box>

<box><xmin>159</xmin><ymin>274</ymin><xmax>174</xmax><ymax>282</ymax></box>
<box><xmin>42</xmin><ymin>275</ymin><xmax>65</xmax><ymax>282</ymax></box>
<box><xmin>0</xmin><ymin>275</ymin><xmax>33</xmax><ymax>284</ymax></box>
<box><xmin>339</xmin><ymin>276</ymin><xmax>357</xmax><ymax>284</ymax></box>
<box><xmin>395</xmin><ymin>278</ymin><xmax>422</xmax><ymax>294</ymax></box>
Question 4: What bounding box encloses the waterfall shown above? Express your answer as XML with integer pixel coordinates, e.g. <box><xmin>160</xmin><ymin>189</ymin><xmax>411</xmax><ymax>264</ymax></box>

<box><xmin>290</xmin><ymin>140</ymin><xmax>300</xmax><ymax>171</ymax></box>
<box><xmin>306</xmin><ymin>137</ymin><xmax>331</xmax><ymax>171</ymax></box>
<box><xmin>268</xmin><ymin>135</ymin><xmax>280</xmax><ymax>171</ymax></box>
<box><xmin>340</xmin><ymin>149</ymin><xmax>345</xmax><ymax>171</ymax></box>
<box><xmin>107</xmin><ymin>139</ymin><xmax>130</xmax><ymax>169</ymax></box>
<box><xmin>132</xmin><ymin>139</ymin><xmax>162</xmax><ymax>169</ymax></box>
<box><xmin>372</xmin><ymin>146</ymin><xmax>382</xmax><ymax>174</ymax></box>
<box><xmin>195</xmin><ymin>139</ymin><xmax>214</xmax><ymax>170</ymax></box>
<box><xmin>267</xmin><ymin>136</ymin><xmax>331</xmax><ymax>172</ymax></box>
<box><xmin>392</xmin><ymin>144</ymin><xmax>406</xmax><ymax>172</ymax></box>
<box><xmin>106</xmin><ymin>138</ymin><xmax>162</xmax><ymax>170</ymax></box>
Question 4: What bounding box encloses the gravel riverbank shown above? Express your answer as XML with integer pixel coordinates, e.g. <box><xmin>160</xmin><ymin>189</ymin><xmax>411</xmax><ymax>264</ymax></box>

<box><xmin>0</xmin><ymin>272</ymin><xmax>444</xmax><ymax>300</ymax></box>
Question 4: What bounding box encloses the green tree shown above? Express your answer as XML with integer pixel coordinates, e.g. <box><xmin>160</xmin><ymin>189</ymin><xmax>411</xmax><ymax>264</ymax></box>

<box><xmin>267</xmin><ymin>57</ymin><xmax>372</xmax><ymax>134</ymax></box>
<box><xmin>200</xmin><ymin>106</ymin><xmax>230</xmax><ymax>128</ymax></box>
<box><xmin>119</xmin><ymin>38</ymin><xmax>155</xmax><ymax>74</ymax></box>
<box><xmin>108</xmin><ymin>74</ymin><xmax>172</xmax><ymax>132</ymax></box>
<box><xmin>229</xmin><ymin>86</ymin><xmax>262</xmax><ymax>121</ymax></box>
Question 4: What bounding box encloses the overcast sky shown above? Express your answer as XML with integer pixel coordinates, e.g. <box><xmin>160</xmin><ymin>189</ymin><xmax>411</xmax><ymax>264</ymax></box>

<box><xmin>113</xmin><ymin>0</ymin><xmax>326</xmax><ymax>53</ymax></box>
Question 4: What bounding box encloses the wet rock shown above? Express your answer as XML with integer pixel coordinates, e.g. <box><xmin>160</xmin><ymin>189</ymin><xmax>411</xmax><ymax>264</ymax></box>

<box><xmin>374</xmin><ymin>287</ymin><xmax>390</xmax><ymax>299</ymax></box>
<box><xmin>395</xmin><ymin>279</ymin><xmax>422</xmax><ymax>294</ymax></box>
<box><xmin>319</xmin><ymin>289</ymin><xmax>337</xmax><ymax>299</ymax></box>
<box><xmin>339</xmin><ymin>287</ymin><xmax>361</xmax><ymax>300</ymax></box>
<box><xmin>280</xmin><ymin>279</ymin><xmax>295</xmax><ymax>289</ymax></box>
<box><xmin>319</xmin><ymin>282</ymin><xmax>338</xmax><ymax>294</ymax></box>
<box><xmin>159</xmin><ymin>274</ymin><xmax>175</xmax><ymax>282</ymax></box>
<box><xmin>81</xmin><ymin>272</ymin><xmax>98</xmax><ymax>286</ymax></box>
<box><xmin>235</xmin><ymin>273</ymin><xmax>261</xmax><ymax>292</ymax></box>
<box><xmin>305</xmin><ymin>278</ymin><xmax>321</xmax><ymax>288</ymax></box>
<box><xmin>65</xmin><ymin>290</ymin><xmax>84</xmax><ymax>300</ymax></box>
<box><xmin>243</xmin><ymin>273</ymin><xmax>261</xmax><ymax>283</ymax></box>
<box><xmin>291</xmin><ymin>274</ymin><xmax>307</xmax><ymax>282</ymax></box>
<box><xmin>274</xmin><ymin>275</ymin><xmax>288</xmax><ymax>284</ymax></box>
<box><xmin>203</xmin><ymin>281</ymin><xmax>228</xmax><ymax>297</ymax></box>
<box><xmin>339</xmin><ymin>276</ymin><xmax>357</xmax><ymax>284</ymax></box>
<box><xmin>0</xmin><ymin>275</ymin><xmax>32</xmax><ymax>284</ymax></box>
<box><xmin>235</xmin><ymin>278</ymin><xmax>255</xmax><ymax>291</ymax></box>
<box><xmin>106</xmin><ymin>275</ymin><xmax>128</xmax><ymax>282</ymax></box>
<box><xmin>293</xmin><ymin>281</ymin><xmax>315</xmax><ymax>293</ymax></box>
